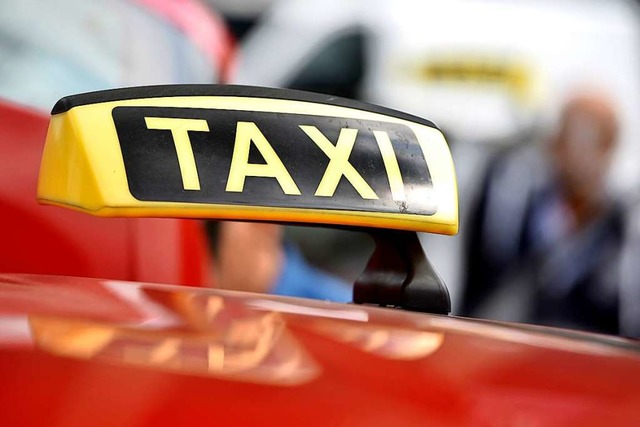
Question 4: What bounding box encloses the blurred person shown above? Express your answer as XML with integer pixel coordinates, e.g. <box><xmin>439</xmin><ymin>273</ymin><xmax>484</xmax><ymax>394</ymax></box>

<box><xmin>462</xmin><ymin>91</ymin><xmax>627</xmax><ymax>335</ymax></box>
<box><xmin>215</xmin><ymin>222</ymin><xmax>352</xmax><ymax>302</ymax></box>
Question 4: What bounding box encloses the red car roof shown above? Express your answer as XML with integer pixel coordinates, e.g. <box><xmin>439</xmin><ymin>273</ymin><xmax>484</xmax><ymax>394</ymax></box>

<box><xmin>1</xmin><ymin>273</ymin><xmax>638</xmax><ymax>426</ymax></box>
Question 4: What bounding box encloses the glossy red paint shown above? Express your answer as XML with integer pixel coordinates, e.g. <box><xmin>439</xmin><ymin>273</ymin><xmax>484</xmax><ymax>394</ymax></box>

<box><xmin>0</xmin><ymin>100</ymin><xmax>212</xmax><ymax>286</ymax></box>
<box><xmin>0</xmin><ymin>274</ymin><xmax>638</xmax><ymax>426</ymax></box>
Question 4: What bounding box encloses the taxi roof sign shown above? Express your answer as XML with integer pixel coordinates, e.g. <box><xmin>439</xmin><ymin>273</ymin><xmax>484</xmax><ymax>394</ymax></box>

<box><xmin>38</xmin><ymin>85</ymin><xmax>458</xmax><ymax>235</ymax></box>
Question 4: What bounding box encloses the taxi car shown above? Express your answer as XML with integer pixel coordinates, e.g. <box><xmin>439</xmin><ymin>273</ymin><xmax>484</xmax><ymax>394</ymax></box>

<box><xmin>1</xmin><ymin>85</ymin><xmax>639</xmax><ymax>426</ymax></box>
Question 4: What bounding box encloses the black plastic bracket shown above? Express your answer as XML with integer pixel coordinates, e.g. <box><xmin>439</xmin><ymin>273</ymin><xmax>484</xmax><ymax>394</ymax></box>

<box><xmin>353</xmin><ymin>229</ymin><xmax>450</xmax><ymax>315</ymax></box>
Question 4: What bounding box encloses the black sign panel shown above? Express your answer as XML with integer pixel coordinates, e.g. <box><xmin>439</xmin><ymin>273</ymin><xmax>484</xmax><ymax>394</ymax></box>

<box><xmin>112</xmin><ymin>106</ymin><xmax>436</xmax><ymax>215</ymax></box>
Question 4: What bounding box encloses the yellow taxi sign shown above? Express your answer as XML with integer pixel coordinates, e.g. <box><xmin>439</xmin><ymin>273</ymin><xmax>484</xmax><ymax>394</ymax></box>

<box><xmin>38</xmin><ymin>85</ymin><xmax>458</xmax><ymax>234</ymax></box>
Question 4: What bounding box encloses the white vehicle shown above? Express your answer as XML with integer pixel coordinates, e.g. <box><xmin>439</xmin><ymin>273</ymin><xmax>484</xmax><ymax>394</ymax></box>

<box><xmin>237</xmin><ymin>0</ymin><xmax>640</xmax><ymax>308</ymax></box>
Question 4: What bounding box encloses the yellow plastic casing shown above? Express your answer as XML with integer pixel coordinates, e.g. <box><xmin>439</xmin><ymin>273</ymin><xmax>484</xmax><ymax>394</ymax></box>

<box><xmin>38</xmin><ymin>90</ymin><xmax>458</xmax><ymax>235</ymax></box>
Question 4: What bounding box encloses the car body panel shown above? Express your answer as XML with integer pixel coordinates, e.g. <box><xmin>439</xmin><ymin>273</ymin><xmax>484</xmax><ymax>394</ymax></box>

<box><xmin>1</xmin><ymin>274</ymin><xmax>638</xmax><ymax>426</ymax></box>
<box><xmin>0</xmin><ymin>100</ymin><xmax>212</xmax><ymax>286</ymax></box>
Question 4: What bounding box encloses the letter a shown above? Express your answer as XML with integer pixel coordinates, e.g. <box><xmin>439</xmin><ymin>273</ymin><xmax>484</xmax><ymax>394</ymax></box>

<box><xmin>226</xmin><ymin>121</ymin><xmax>301</xmax><ymax>195</ymax></box>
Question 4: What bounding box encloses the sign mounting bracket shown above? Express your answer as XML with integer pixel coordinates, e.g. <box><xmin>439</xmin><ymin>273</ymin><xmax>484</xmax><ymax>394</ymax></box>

<box><xmin>354</xmin><ymin>229</ymin><xmax>450</xmax><ymax>314</ymax></box>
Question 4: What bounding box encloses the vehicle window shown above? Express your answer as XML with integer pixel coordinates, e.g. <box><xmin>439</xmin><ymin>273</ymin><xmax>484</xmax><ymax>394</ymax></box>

<box><xmin>0</xmin><ymin>0</ymin><xmax>216</xmax><ymax>111</ymax></box>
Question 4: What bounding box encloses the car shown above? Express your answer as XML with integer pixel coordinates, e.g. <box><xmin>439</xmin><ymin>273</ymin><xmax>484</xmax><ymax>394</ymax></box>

<box><xmin>0</xmin><ymin>0</ymin><xmax>235</xmax><ymax>287</ymax></box>
<box><xmin>1</xmin><ymin>84</ymin><xmax>639</xmax><ymax>426</ymax></box>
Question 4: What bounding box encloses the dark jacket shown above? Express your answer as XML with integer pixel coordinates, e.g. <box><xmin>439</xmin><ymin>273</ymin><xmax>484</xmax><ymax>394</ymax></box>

<box><xmin>463</xmin><ymin>145</ymin><xmax>625</xmax><ymax>335</ymax></box>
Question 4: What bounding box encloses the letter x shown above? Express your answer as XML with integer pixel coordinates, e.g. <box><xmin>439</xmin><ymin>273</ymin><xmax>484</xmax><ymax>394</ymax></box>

<box><xmin>300</xmin><ymin>125</ymin><xmax>378</xmax><ymax>199</ymax></box>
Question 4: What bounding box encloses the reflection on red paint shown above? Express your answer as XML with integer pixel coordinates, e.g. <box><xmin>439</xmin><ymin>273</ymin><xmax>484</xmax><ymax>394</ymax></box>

<box><xmin>311</xmin><ymin>319</ymin><xmax>444</xmax><ymax>360</ymax></box>
<box><xmin>29</xmin><ymin>295</ymin><xmax>320</xmax><ymax>386</ymax></box>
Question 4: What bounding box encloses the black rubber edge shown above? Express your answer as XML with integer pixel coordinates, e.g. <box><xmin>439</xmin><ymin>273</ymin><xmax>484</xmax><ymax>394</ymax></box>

<box><xmin>51</xmin><ymin>84</ymin><xmax>438</xmax><ymax>129</ymax></box>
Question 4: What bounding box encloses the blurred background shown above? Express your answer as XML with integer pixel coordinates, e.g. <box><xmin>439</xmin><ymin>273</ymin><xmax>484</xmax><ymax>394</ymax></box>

<box><xmin>2</xmin><ymin>0</ymin><xmax>640</xmax><ymax>338</ymax></box>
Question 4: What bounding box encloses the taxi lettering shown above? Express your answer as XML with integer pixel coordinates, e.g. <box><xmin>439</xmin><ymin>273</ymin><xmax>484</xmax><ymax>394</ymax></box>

<box><xmin>141</xmin><ymin>117</ymin><xmax>409</xmax><ymax>201</ymax></box>
<box><xmin>113</xmin><ymin>107</ymin><xmax>436</xmax><ymax>216</ymax></box>
<box><xmin>226</xmin><ymin>121</ymin><xmax>301</xmax><ymax>195</ymax></box>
